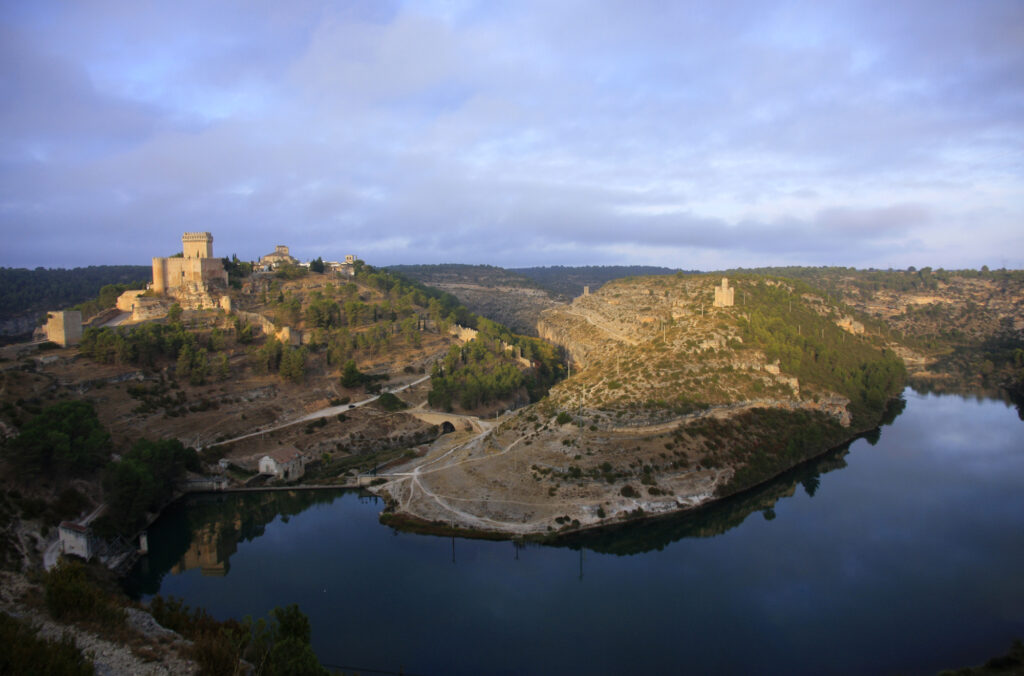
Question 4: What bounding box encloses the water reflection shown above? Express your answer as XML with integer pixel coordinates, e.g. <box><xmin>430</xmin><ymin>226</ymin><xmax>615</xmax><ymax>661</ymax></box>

<box><xmin>559</xmin><ymin>394</ymin><xmax>907</xmax><ymax>555</ymax></box>
<box><xmin>125</xmin><ymin>489</ymin><xmax>356</xmax><ymax>597</ymax></box>
<box><xmin>558</xmin><ymin>441</ymin><xmax>851</xmax><ymax>555</ymax></box>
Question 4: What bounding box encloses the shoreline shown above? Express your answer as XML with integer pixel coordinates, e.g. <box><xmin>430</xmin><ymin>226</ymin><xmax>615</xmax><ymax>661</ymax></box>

<box><xmin>371</xmin><ymin>404</ymin><xmax>895</xmax><ymax>542</ymax></box>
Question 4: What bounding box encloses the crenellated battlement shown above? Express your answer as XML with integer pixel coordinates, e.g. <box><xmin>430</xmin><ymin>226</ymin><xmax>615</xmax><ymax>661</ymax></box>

<box><xmin>182</xmin><ymin>232</ymin><xmax>214</xmax><ymax>259</ymax></box>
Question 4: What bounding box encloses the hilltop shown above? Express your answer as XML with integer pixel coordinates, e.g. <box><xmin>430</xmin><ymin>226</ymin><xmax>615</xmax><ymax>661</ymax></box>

<box><xmin>373</xmin><ymin>273</ymin><xmax>906</xmax><ymax>536</ymax></box>
<box><xmin>386</xmin><ymin>263</ymin><xmax>684</xmax><ymax>336</ymax></box>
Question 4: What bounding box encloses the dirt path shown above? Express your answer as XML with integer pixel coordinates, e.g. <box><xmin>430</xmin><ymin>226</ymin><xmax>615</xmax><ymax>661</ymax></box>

<box><xmin>207</xmin><ymin>374</ymin><xmax>431</xmax><ymax>448</ymax></box>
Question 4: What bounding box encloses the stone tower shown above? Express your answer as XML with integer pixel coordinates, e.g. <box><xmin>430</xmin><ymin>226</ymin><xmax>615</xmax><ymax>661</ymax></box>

<box><xmin>151</xmin><ymin>232</ymin><xmax>228</xmax><ymax>300</ymax></box>
<box><xmin>182</xmin><ymin>232</ymin><xmax>214</xmax><ymax>259</ymax></box>
<box><xmin>713</xmin><ymin>277</ymin><xmax>734</xmax><ymax>308</ymax></box>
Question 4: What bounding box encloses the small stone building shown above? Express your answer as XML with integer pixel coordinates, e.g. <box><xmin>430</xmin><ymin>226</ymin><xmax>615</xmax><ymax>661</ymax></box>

<box><xmin>259</xmin><ymin>445</ymin><xmax>306</xmax><ymax>481</ymax></box>
<box><xmin>59</xmin><ymin>521</ymin><xmax>95</xmax><ymax>559</ymax></box>
<box><xmin>44</xmin><ymin>311</ymin><xmax>82</xmax><ymax>347</ymax></box>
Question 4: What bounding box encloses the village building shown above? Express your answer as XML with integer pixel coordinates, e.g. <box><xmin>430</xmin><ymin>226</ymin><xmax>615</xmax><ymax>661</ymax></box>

<box><xmin>260</xmin><ymin>245</ymin><xmax>298</xmax><ymax>268</ymax></box>
<box><xmin>258</xmin><ymin>445</ymin><xmax>306</xmax><ymax>481</ymax></box>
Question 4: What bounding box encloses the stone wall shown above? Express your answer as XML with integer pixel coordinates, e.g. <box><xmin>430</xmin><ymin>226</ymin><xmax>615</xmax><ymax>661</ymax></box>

<box><xmin>44</xmin><ymin>311</ymin><xmax>82</xmax><ymax>347</ymax></box>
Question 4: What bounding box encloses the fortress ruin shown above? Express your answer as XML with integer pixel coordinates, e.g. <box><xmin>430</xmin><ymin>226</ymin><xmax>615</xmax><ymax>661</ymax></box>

<box><xmin>713</xmin><ymin>277</ymin><xmax>735</xmax><ymax>308</ymax></box>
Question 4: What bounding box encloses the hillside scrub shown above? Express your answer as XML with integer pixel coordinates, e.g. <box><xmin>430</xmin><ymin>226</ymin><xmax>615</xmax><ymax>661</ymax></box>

<box><xmin>428</xmin><ymin>318</ymin><xmax>564</xmax><ymax>411</ymax></box>
<box><xmin>735</xmin><ymin>278</ymin><xmax>906</xmax><ymax>421</ymax></box>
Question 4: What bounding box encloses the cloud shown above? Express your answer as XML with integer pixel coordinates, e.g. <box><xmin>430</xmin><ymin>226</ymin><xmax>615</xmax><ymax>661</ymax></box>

<box><xmin>1</xmin><ymin>1</ymin><xmax>1022</xmax><ymax>271</ymax></box>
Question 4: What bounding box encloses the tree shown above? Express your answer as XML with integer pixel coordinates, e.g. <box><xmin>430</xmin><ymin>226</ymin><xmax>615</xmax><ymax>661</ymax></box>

<box><xmin>280</xmin><ymin>347</ymin><xmax>306</xmax><ymax>383</ymax></box>
<box><xmin>309</xmin><ymin>257</ymin><xmax>325</xmax><ymax>274</ymax></box>
<box><xmin>340</xmin><ymin>360</ymin><xmax>365</xmax><ymax>388</ymax></box>
<box><xmin>215</xmin><ymin>352</ymin><xmax>230</xmax><ymax>380</ymax></box>
<box><xmin>167</xmin><ymin>303</ymin><xmax>183</xmax><ymax>325</ymax></box>
<box><xmin>6</xmin><ymin>400</ymin><xmax>110</xmax><ymax>476</ymax></box>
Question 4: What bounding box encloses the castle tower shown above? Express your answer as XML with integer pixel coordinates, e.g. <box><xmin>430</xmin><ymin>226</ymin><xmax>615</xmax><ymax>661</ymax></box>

<box><xmin>182</xmin><ymin>232</ymin><xmax>214</xmax><ymax>259</ymax></box>
<box><xmin>152</xmin><ymin>257</ymin><xmax>167</xmax><ymax>295</ymax></box>
<box><xmin>45</xmin><ymin>311</ymin><xmax>82</xmax><ymax>347</ymax></box>
<box><xmin>713</xmin><ymin>277</ymin><xmax>734</xmax><ymax>308</ymax></box>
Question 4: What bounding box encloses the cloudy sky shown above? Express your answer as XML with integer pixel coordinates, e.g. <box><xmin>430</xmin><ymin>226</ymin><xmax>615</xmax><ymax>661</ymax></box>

<box><xmin>2</xmin><ymin>1</ymin><xmax>1022</xmax><ymax>271</ymax></box>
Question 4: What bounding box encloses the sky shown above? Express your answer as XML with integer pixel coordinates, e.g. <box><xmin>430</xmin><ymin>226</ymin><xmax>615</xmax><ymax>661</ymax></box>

<box><xmin>1</xmin><ymin>1</ymin><xmax>1022</xmax><ymax>271</ymax></box>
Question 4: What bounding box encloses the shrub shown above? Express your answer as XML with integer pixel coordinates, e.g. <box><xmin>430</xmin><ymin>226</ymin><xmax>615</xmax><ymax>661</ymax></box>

<box><xmin>44</xmin><ymin>560</ymin><xmax>125</xmax><ymax>628</ymax></box>
<box><xmin>0</xmin><ymin>611</ymin><xmax>93</xmax><ymax>675</ymax></box>
<box><xmin>620</xmin><ymin>485</ymin><xmax>638</xmax><ymax>498</ymax></box>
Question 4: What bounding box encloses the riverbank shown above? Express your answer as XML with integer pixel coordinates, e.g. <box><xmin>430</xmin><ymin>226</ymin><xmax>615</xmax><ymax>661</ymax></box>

<box><xmin>368</xmin><ymin>394</ymin><xmax>903</xmax><ymax>539</ymax></box>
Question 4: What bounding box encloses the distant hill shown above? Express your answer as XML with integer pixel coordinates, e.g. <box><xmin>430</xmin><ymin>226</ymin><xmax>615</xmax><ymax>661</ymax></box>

<box><xmin>511</xmin><ymin>265</ymin><xmax>688</xmax><ymax>297</ymax></box>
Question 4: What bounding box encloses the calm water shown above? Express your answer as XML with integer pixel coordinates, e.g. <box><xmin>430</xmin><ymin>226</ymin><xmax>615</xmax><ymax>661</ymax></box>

<box><xmin>127</xmin><ymin>389</ymin><xmax>1024</xmax><ymax>675</ymax></box>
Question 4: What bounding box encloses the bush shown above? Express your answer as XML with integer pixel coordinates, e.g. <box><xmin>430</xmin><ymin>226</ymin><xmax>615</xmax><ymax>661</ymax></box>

<box><xmin>555</xmin><ymin>412</ymin><xmax>573</xmax><ymax>425</ymax></box>
<box><xmin>0</xmin><ymin>611</ymin><xmax>93</xmax><ymax>675</ymax></box>
<box><xmin>620</xmin><ymin>485</ymin><xmax>638</xmax><ymax>498</ymax></box>
<box><xmin>376</xmin><ymin>392</ymin><xmax>407</xmax><ymax>412</ymax></box>
<box><xmin>44</xmin><ymin>560</ymin><xmax>125</xmax><ymax>628</ymax></box>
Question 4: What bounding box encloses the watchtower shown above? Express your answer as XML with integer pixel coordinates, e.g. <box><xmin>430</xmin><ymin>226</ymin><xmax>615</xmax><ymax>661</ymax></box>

<box><xmin>713</xmin><ymin>277</ymin><xmax>735</xmax><ymax>308</ymax></box>
<box><xmin>182</xmin><ymin>232</ymin><xmax>214</xmax><ymax>259</ymax></box>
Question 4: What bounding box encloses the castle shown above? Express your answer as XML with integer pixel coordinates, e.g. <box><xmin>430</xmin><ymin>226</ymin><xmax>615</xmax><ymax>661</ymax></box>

<box><xmin>152</xmin><ymin>232</ymin><xmax>229</xmax><ymax>299</ymax></box>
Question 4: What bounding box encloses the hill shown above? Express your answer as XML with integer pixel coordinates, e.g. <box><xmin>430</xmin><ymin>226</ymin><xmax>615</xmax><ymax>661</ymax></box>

<box><xmin>386</xmin><ymin>264</ymin><xmax>564</xmax><ymax>335</ymax></box>
<box><xmin>511</xmin><ymin>264</ymin><xmax>685</xmax><ymax>298</ymax></box>
<box><xmin>373</xmin><ymin>273</ymin><xmax>906</xmax><ymax>536</ymax></box>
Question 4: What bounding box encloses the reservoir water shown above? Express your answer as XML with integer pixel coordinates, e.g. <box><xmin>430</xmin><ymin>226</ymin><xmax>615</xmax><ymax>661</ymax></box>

<box><xmin>126</xmin><ymin>389</ymin><xmax>1024</xmax><ymax>675</ymax></box>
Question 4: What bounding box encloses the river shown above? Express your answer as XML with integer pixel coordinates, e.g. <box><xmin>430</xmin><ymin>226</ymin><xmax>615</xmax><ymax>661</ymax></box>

<box><xmin>126</xmin><ymin>388</ymin><xmax>1024</xmax><ymax>675</ymax></box>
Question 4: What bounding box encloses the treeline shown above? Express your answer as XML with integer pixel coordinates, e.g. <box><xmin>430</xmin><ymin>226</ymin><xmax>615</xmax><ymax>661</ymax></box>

<box><xmin>428</xmin><ymin>318</ymin><xmax>564</xmax><ymax>411</ymax></box>
<box><xmin>725</xmin><ymin>265</ymin><xmax>1024</xmax><ymax>296</ymax></box>
<box><xmin>736</xmin><ymin>277</ymin><xmax>906</xmax><ymax>421</ymax></box>
<box><xmin>79</xmin><ymin>312</ymin><xmax>242</xmax><ymax>386</ymax></box>
<box><xmin>0</xmin><ymin>265</ymin><xmax>150</xmax><ymax>321</ymax></box>
<box><xmin>386</xmin><ymin>263</ymin><xmax>547</xmax><ymax>290</ymax></box>
<box><xmin>511</xmin><ymin>265</ymin><xmax>687</xmax><ymax>298</ymax></box>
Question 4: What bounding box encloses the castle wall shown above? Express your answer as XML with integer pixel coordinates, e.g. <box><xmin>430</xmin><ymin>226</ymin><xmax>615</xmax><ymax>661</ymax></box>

<box><xmin>45</xmin><ymin>311</ymin><xmax>82</xmax><ymax>347</ymax></box>
<box><xmin>116</xmin><ymin>289</ymin><xmax>146</xmax><ymax>313</ymax></box>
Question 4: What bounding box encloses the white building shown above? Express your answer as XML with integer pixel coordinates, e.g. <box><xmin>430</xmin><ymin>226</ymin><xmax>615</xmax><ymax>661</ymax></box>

<box><xmin>258</xmin><ymin>445</ymin><xmax>306</xmax><ymax>481</ymax></box>
<box><xmin>59</xmin><ymin>521</ymin><xmax>95</xmax><ymax>560</ymax></box>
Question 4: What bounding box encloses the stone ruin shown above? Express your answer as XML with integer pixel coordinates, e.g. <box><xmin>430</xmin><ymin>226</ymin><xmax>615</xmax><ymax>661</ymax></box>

<box><xmin>713</xmin><ymin>277</ymin><xmax>735</xmax><ymax>308</ymax></box>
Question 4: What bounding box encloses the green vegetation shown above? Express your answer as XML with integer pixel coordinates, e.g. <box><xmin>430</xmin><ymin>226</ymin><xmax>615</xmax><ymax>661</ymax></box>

<box><xmin>4</xmin><ymin>400</ymin><xmax>110</xmax><ymax>477</ymax></box>
<box><xmin>0</xmin><ymin>611</ymin><xmax>94</xmax><ymax>675</ymax></box>
<box><xmin>736</xmin><ymin>278</ymin><xmax>906</xmax><ymax>421</ymax></box>
<box><xmin>149</xmin><ymin>597</ymin><xmax>327</xmax><ymax>675</ymax></box>
<box><xmin>44</xmin><ymin>559</ymin><xmax>125</xmax><ymax>627</ymax></box>
<box><xmin>222</xmin><ymin>254</ymin><xmax>253</xmax><ymax>288</ymax></box>
<box><xmin>674</xmin><ymin>406</ymin><xmax>853</xmax><ymax>496</ymax></box>
<box><xmin>511</xmin><ymin>264</ymin><xmax>686</xmax><ymax>297</ymax></box>
<box><xmin>0</xmin><ymin>265</ymin><xmax>150</xmax><ymax>324</ymax></box>
<box><xmin>98</xmin><ymin>438</ymin><xmax>200</xmax><ymax>535</ymax></box>
<box><xmin>376</xmin><ymin>391</ymin><xmax>407</xmax><ymax>411</ymax></box>
<box><xmin>70</xmin><ymin>282</ymin><xmax>147</xmax><ymax>320</ymax></box>
<box><xmin>428</xmin><ymin>319</ymin><xmax>564</xmax><ymax>411</ymax></box>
